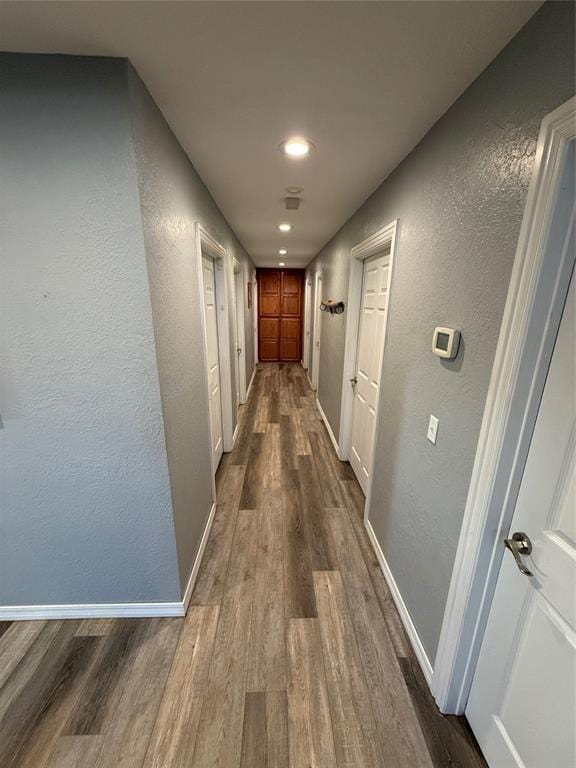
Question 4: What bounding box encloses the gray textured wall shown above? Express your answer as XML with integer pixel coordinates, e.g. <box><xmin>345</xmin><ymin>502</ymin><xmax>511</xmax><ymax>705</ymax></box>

<box><xmin>306</xmin><ymin>2</ymin><xmax>575</xmax><ymax>660</ymax></box>
<box><xmin>0</xmin><ymin>54</ymin><xmax>256</xmax><ymax>607</ymax></box>
<box><xmin>128</xmin><ymin>66</ymin><xmax>256</xmax><ymax>591</ymax></box>
<box><xmin>0</xmin><ymin>55</ymin><xmax>181</xmax><ymax>604</ymax></box>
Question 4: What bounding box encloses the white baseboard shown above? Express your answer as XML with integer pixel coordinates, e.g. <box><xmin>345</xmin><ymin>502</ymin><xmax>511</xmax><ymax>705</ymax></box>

<box><xmin>232</xmin><ymin>422</ymin><xmax>240</xmax><ymax>448</ymax></box>
<box><xmin>245</xmin><ymin>367</ymin><xmax>256</xmax><ymax>400</ymax></box>
<box><xmin>365</xmin><ymin>518</ymin><xmax>434</xmax><ymax>684</ymax></box>
<box><xmin>316</xmin><ymin>397</ymin><xmax>341</xmax><ymax>459</ymax></box>
<box><xmin>0</xmin><ymin>502</ymin><xmax>217</xmax><ymax>622</ymax></box>
<box><xmin>0</xmin><ymin>600</ymin><xmax>186</xmax><ymax>621</ymax></box>
<box><xmin>181</xmin><ymin>500</ymin><xmax>216</xmax><ymax>611</ymax></box>
<box><xmin>307</xmin><ymin>372</ymin><xmax>315</xmax><ymax>391</ymax></box>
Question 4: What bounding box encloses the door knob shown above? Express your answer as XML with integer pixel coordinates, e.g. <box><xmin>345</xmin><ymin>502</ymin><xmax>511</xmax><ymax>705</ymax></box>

<box><xmin>504</xmin><ymin>532</ymin><xmax>533</xmax><ymax>576</ymax></box>
<box><xmin>350</xmin><ymin>375</ymin><xmax>358</xmax><ymax>386</ymax></box>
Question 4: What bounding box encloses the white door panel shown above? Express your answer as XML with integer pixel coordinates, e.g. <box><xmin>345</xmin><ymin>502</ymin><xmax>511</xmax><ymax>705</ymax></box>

<box><xmin>467</xmin><ymin>267</ymin><xmax>575</xmax><ymax>768</ymax></box>
<box><xmin>202</xmin><ymin>255</ymin><xmax>224</xmax><ymax>470</ymax></box>
<box><xmin>349</xmin><ymin>250</ymin><xmax>391</xmax><ymax>493</ymax></box>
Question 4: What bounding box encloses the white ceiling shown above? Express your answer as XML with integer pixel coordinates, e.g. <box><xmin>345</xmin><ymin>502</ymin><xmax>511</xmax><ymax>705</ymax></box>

<box><xmin>0</xmin><ymin>1</ymin><xmax>540</xmax><ymax>267</ymax></box>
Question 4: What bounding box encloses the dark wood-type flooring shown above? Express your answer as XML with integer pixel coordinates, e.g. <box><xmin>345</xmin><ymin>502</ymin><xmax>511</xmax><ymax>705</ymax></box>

<box><xmin>0</xmin><ymin>363</ymin><xmax>486</xmax><ymax>767</ymax></box>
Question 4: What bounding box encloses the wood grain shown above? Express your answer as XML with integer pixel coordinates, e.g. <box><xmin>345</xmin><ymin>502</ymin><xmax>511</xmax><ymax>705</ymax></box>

<box><xmin>143</xmin><ymin>606</ymin><xmax>219</xmax><ymax>768</ymax></box>
<box><xmin>247</xmin><ymin>496</ymin><xmax>286</xmax><ymax>692</ymax></box>
<box><xmin>240</xmin><ymin>692</ymin><xmax>267</xmax><ymax>768</ymax></box>
<box><xmin>286</xmin><ymin>619</ymin><xmax>337</xmax><ymax>768</ymax></box>
<box><xmin>192</xmin><ymin>465</ymin><xmax>246</xmax><ymax>605</ymax></box>
<box><xmin>92</xmin><ymin>619</ymin><xmax>182</xmax><ymax>768</ymax></box>
<box><xmin>313</xmin><ymin>570</ymin><xmax>384</xmax><ymax>768</ymax></box>
<box><xmin>282</xmin><ymin>469</ymin><xmax>316</xmax><ymax>619</ymax></box>
<box><xmin>76</xmin><ymin>619</ymin><xmax>116</xmax><ymax>637</ymax></box>
<box><xmin>45</xmin><ymin>736</ymin><xmax>104</xmax><ymax>768</ymax></box>
<box><xmin>0</xmin><ymin>620</ymin><xmax>48</xmax><ymax>691</ymax></box>
<box><xmin>328</xmin><ymin>507</ymin><xmax>433</xmax><ymax>767</ymax></box>
<box><xmin>190</xmin><ymin>510</ymin><xmax>260</xmax><ymax>768</ymax></box>
<box><xmin>0</xmin><ymin>621</ymin><xmax>83</xmax><ymax>768</ymax></box>
<box><xmin>266</xmin><ymin>691</ymin><xmax>289</xmax><ymax>768</ymax></box>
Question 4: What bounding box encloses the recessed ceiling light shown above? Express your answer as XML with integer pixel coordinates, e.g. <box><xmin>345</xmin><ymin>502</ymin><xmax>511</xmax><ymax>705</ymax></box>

<box><xmin>280</xmin><ymin>138</ymin><xmax>313</xmax><ymax>158</ymax></box>
<box><xmin>285</xmin><ymin>186</ymin><xmax>304</xmax><ymax>195</ymax></box>
<box><xmin>278</xmin><ymin>248</ymin><xmax>288</xmax><ymax>255</ymax></box>
<box><xmin>279</xmin><ymin>262</ymin><xmax>286</xmax><ymax>267</ymax></box>
<box><xmin>278</xmin><ymin>223</ymin><xmax>292</xmax><ymax>232</ymax></box>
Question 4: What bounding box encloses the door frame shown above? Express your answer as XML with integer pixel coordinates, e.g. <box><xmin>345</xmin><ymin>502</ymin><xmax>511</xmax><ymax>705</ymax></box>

<box><xmin>233</xmin><ymin>258</ymin><xmax>247</xmax><ymax>404</ymax></box>
<box><xmin>338</xmin><ymin>220</ymin><xmax>398</xmax><ymax>519</ymax></box>
<box><xmin>311</xmin><ymin>272</ymin><xmax>322</xmax><ymax>390</ymax></box>
<box><xmin>194</xmin><ymin>223</ymin><xmax>235</xmax><ymax>491</ymax></box>
<box><xmin>302</xmin><ymin>276</ymin><xmax>312</xmax><ymax>370</ymax></box>
<box><xmin>433</xmin><ymin>97</ymin><xmax>576</xmax><ymax>714</ymax></box>
<box><xmin>252</xmin><ymin>270</ymin><xmax>258</xmax><ymax>365</ymax></box>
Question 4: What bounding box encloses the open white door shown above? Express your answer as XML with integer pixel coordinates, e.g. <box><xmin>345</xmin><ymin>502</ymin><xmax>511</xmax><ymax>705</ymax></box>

<box><xmin>311</xmin><ymin>274</ymin><xmax>322</xmax><ymax>390</ymax></box>
<box><xmin>466</xmin><ymin>271</ymin><xmax>575</xmax><ymax>764</ymax></box>
<box><xmin>349</xmin><ymin>251</ymin><xmax>391</xmax><ymax>494</ymax></box>
<box><xmin>201</xmin><ymin>255</ymin><xmax>224</xmax><ymax>470</ymax></box>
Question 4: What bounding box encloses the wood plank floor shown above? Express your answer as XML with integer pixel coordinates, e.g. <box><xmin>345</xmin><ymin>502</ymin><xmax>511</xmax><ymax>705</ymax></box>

<box><xmin>0</xmin><ymin>363</ymin><xmax>487</xmax><ymax>767</ymax></box>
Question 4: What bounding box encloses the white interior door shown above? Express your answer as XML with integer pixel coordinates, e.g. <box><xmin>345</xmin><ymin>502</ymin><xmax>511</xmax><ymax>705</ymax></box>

<box><xmin>234</xmin><ymin>262</ymin><xmax>246</xmax><ymax>405</ymax></box>
<box><xmin>202</xmin><ymin>255</ymin><xmax>224</xmax><ymax>471</ymax></box>
<box><xmin>311</xmin><ymin>274</ymin><xmax>322</xmax><ymax>390</ymax></box>
<box><xmin>349</xmin><ymin>251</ymin><xmax>391</xmax><ymax>494</ymax></box>
<box><xmin>466</xmin><ymin>268</ymin><xmax>575</xmax><ymax>768</ymax></box>
<box><xmin>303</xmin><ymin>278</ymin><xmax>311</xmax><ymax>369</ymax></box>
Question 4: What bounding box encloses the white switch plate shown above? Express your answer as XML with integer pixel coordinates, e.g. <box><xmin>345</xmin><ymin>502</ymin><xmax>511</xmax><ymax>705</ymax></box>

<box><xmin>427</xmin><ymin>415</ymin><xmax>439</xmax><ymax>445</ymax></box>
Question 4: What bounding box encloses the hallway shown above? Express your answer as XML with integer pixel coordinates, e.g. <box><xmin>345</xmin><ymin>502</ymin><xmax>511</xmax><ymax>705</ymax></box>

<box><xmin>0</xmin><ymin>364</ymin><xmax>484</xmax><ymax>768</ymax></box>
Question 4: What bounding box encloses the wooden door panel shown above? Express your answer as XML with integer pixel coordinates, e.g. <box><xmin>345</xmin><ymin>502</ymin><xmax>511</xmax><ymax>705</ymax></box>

<box><xmin>281</xmin><ymin>339</ymin><xmax>300</xmax><ymax>361</ymax></box>
<box><xmin>260</xmin><ymin>317</ymin><xmax>280</xmax><ymax>338</ymax></box>
<box><xmin>258</xmin><ymin>269</ymin><xmax>303</xmax><ymax>362</ymax></box>
<box><xmin>281</xmin><ymin>318</ymin><xmax>300</xmax><ymax>339</ymax></box>
<box><xmin>282</xmin><ymin>273</ymin><xmax>300</xmax><ymax>294</ymax></box>
<box><xmin>282</xmin><ymin>295</ymin><xmax>301</xmax><ymax>315</ymax></box>
<box><xmin>261</xmin><ymin>295</ymin><xmax>280</xmax><ymax>315</ymax></box>
<box><xmin>260</xmin><ymin>339</ymin><xmax>279</xmax><ymax>360</ymax></box>
<box><xmin>261</xmin><ymin>271</ymin><xmax>280</xmax><ymax>293</ymax></box>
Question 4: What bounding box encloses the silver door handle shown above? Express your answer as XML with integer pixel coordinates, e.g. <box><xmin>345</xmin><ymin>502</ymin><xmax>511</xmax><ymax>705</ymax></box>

<box><xmin>350</xmin><ymin>376</ymin><xmax>358</xmax><ymax>386</ymax></box>
<box><xmin>504</xmin><ymin>532</ymin><xmax>533</xmax><ymax>576</ymax></box>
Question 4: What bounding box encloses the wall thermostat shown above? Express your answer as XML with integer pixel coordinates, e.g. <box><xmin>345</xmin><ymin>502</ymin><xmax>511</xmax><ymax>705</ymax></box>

<box><xmin>432</xmin><ymin>327</ymin><xmax>460</xmax><ymax>359</ymax></box>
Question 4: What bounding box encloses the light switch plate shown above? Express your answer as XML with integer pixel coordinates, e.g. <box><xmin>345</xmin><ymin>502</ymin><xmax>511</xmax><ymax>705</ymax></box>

<box><xmin>427</xmin><ymin>415</ymin><xmax>439</xmax><ymax>445</ymax></box>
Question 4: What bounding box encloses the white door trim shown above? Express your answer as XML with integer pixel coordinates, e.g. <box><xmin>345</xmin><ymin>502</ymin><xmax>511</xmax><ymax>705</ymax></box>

<box><xmin>234</xmin><ymin>259</ymin><xmax>247</xmax><ymax>404</ymax></box>
<box><xmin>194</xmin><ymin>223</ymin><xmax>234</xmax><ymax>495</ymax></box>
<box><xmin>311</xmin><ymin>273</ymin><xmax>322</xmax><ymax>391</ymax></box>
<box><xmin>338</xmin><ymin>219</ymin><xmax>398</xmax><ymax>498</ymax></box>
<box><xmin>432</xmin><ymin>97</ymin><xmax>576</xmax><ymax>714</ymax></box>
<box><xmin>302</xmin><ymin>276</ymin><xmax>312</xmax><ymax>370</ymax></box>
<box><xmin>252</xmin><ymin>271</ymin><xmax>259</xmax><ymax>365</ymax></box>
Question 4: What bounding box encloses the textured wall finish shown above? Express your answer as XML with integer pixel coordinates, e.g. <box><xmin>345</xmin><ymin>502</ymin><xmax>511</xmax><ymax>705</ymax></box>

<box><xmin>0</xmin><ymin>54</ymin><xmax>256</xmax><ymax>607</ymax></box>
<box><xmin>128</xmin><ymin>67</ymin><xmax>256</xmax><ymax>591</ymax></box>
<box><xmin>306</xmin><ymin>2</ymin><xmax>575</xmax><ymax>660</ymax></box>
<box><xmin>0</xmin><ymin>55</ymin><xmax>181</xmax><ymax>604</ymax></box>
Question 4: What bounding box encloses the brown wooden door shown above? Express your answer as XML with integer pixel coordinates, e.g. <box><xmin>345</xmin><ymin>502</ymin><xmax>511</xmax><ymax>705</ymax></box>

<box><xmin>258</xmin><ymin>268</ymin><xmax>304</xmax><ymax>362</ymax></box>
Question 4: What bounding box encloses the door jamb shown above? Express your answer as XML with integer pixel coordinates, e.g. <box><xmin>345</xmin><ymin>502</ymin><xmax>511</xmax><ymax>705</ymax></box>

<box><xmin>432</xmin><ymin>97</ymin><xmax>576</xmax><ymax>714</ymax></box>
<box><xmin>302</xmin><ymin>276</ymin><xmax>312</xmax><ymax>370</ymax></box>
<box><xmin>194</xmin><ymin>223</ymin><xmax>234</xmax><ymax>493</ymax></box>
<box><xmin>233</xmin><ymin>259</ymin><xmax>247</xmax><ymax>404</ymax></box>
<box><xmin>311</xmin><ymin>273</ymin><xmax>322</xmax><ymax>390</ymax></box>
<box><xmin>252</xmin><ymin>270</ymin><xmax>258</xmax><ymax>365</ymax></box>
<box><xmin>338</xmin><ymin>220</ymin><xmax>398</xmax><ymax>515</ymax></box>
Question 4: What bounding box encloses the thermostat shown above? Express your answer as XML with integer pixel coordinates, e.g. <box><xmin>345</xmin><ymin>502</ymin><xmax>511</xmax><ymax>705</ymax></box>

<box><xmin>432</xmin><ymin>327</ymin><xmax>460</xmax><ymax>359</ymax></box>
